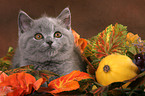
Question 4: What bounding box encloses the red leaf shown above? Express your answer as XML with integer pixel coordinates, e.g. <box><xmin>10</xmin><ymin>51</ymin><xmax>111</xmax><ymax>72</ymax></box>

<box><xmin>0</xmin><ymin>71</ymin><xmax>13</xmax><ymax>96</ymax></box>
<box><xmin>46</xmin><ymin>71</ymin><xmax>93</xmax><ymax>94</ymax></box>
<box><xmin>72</xmin><ymin>29</ymin><xmax>88</xmax><ymax>53</ymax></box>
<box><xmin>86</xmin><ymin>24</ymin><xmax>127</xmax><ymax>60</ymax></box>
<box><xmin>34</xmin><ymin>78</ymin><xmax>46</xmax><ymax>90</ymax></box>
<box><xmin>0</xmin><ymin>72</ymin><xmax>45</xmax><ymax>96</ymax></box>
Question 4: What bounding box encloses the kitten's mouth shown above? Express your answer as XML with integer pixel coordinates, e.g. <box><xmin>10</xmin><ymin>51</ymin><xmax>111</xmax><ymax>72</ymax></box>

<box><xmin>39</xmin><ymin>45</ymin><xmax>55</xmax><ymax>52</ymax></box>
<box><xmin>38</xmin><ymin>46</ymin><xmax>58</xmax><ymax>56</ymax></box>
<box><xmin>39</xmin><ymin>48</ymin><xmax>55</xmax><ymax>53</ymax></box>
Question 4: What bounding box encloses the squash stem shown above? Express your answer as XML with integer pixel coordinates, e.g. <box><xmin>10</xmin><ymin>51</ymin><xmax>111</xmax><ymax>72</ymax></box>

<box><xmin>103</xmin><ymin>65</ymin><xmax>110</xmax><ymax>72</ymax></box>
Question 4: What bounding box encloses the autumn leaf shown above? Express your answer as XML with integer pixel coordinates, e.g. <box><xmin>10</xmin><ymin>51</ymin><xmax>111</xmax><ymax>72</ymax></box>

<box><xmin>0</xmin><ymin>71</ymin><xmax>13</xmax><ymax>96</ymax></box>
<box><xmin>78</xmin><ymin>38</ymin><xmax>88</xmax><ymax>54</ymax></box>
<box><xmin>33</xmin><ymin>78</ymin><xmax>46</xmax><ymax>90</ymax></box>
<box><xmin>84</xmin><ymin>23</ymin><xmax>128</xmax><ymax>73</ymax></box>
<box><xmin>37</xmin><ymin>70</ymin><xmax>59</xmax><ymax>81</ymax></box>
<box><xmin>4</xmin><ymin>65</ymin><xmax>57</xmax><ymax>82</ymax></box>
<box><xmin>0</xmin><ymin>71</ymin><xmax>8</xmax><ymax>82</ymax></box>
<box><xmin>72</xmin><ymin>29</ymin><xmax>80</xmax><ymax>45</ymax></box>
<box><xmin>72</xmin><ymin>29</ymin><xmax>88</xmax><ymax>53</ymax></box>
<box><xmin>41</xmin><ymin>70</ymin><xmax>93</xmax><ymax>94</ymax></box>
<box><xmin>94</xmin><ymin>24</ymin><xmax>127</xmax><ymax>58</ymax></box>
<box><xmin>0</xmin><ymin>72</ymin><xmax>46</xmax><ymax>96</ymax></box>
<box><xmin>4</xmin><ymin>65</ymin><xmax>34</xmax><ymax>75</ymax></box>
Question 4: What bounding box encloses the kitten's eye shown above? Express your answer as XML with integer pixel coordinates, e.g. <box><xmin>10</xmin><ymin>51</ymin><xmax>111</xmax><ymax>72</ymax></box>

<box><xmin>34</xmin><ymin>33</ymin><xmax>44</xmax><ymax>40</ymax></box>
<box><xmin>54</xmin><ymin>31</ymin><xmax>62</xmax><ymax>38</ymax></box>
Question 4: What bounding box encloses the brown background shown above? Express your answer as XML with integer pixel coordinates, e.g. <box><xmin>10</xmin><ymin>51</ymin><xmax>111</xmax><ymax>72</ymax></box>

<box><xmin>0</xmin><ymin>0</ymin><xmax>145</xmax><ymax>57</ymax></box>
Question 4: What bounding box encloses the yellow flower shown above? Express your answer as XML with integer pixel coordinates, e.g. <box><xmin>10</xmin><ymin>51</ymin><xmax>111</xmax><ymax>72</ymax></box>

<box><xmin>126</xmin><ymin>32</ymin><xmax>140</xmax><ymax>43</ymax></box>
<box><xmin>126</xmin><ymin>32</ymin><xmax>140</xmax><ymax>46</ymax></box>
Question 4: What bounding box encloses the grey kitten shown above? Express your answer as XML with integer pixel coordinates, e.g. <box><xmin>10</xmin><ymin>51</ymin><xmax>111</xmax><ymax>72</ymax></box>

<box><xmin>12</xmin><ymin>8</ymin><xmax>86</xmax><ymax>76</ymax></box>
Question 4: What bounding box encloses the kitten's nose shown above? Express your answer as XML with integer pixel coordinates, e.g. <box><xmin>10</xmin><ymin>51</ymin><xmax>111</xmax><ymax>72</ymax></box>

<box><xmin>47</xmin><ymin>41</ymin><xmax>53</xmax><ymax>46</ymax></box>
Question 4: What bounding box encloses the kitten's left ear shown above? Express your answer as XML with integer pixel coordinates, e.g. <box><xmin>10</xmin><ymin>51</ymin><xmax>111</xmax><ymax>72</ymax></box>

<box><xmin>57</xmin><ymin>7</ymin><xmax>71</xmax><ymax>30</ymax></box>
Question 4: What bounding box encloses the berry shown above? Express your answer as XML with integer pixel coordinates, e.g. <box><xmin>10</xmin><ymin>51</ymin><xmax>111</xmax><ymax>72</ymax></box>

<box><xmin>134</xmin><ymin>53</ymin><xmax>145</xmax><ymax>72</ymax></box>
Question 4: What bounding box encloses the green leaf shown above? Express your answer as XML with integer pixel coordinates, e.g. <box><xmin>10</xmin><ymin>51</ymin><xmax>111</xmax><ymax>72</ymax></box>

<box><xmin>84</xmin><ymin>23</ymin><xmax>128</xmax><ymax>75</ymax></box>
<box><xmin>78</xmin><ymin>79</ymin><xmax>94</xmax><ymax>92</ymax></box>
<box><xmin>0</xmin><ymin>47</ymin><xmax>14</xmax><ymax>71</ymax></box>
<box><xmin>4</xmin><ymin>65</ymin><xmax>34</xmax><ymax>75</ymax></box>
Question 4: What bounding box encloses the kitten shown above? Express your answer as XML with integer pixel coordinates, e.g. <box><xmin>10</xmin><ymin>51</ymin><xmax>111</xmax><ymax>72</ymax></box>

<box><xmin>12</xmin><ymin>8</ymin><xmax>86</xmax><ymax>76</ymax></box>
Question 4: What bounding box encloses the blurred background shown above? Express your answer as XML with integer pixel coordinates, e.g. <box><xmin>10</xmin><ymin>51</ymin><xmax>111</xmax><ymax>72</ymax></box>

<box><xmin>0</xmin><ymin>0</ymin><xmax>145</xmax><ymax>57</ymax></box>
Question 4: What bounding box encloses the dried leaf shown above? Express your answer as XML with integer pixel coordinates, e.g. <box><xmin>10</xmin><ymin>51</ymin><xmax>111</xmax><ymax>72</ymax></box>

<box><xmin>4</xmin><ymin>65</ymin><xmax>34</xmax><ymax>75</ymax></box>
<box><xmin>38</xmin><ymin>70</ymin><xmax>59</xmax><ymax>79</ymax></box>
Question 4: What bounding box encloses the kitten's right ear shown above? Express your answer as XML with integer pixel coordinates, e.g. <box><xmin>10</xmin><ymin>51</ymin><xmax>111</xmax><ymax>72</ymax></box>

<box><xmin>57</xmin><ymin>8</ymin><xmax>71</xmax><ymax>30</ymax></box>
<box><xmin>18</xmin><ymin>11</ymin><xmax>33</xmax><ymax>33</ymax></box>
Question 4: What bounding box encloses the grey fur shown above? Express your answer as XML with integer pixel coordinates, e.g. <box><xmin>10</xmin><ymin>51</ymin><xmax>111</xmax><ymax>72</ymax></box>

<box><xmin>12</xmin><ymin>8</ymin><xmax>86</xmax><ymax>76</ymax></box>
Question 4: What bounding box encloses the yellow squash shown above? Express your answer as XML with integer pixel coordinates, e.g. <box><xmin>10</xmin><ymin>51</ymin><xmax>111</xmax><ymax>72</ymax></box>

<box><xmin>95</xmin><ymin>54</ymin><xmax>139</xmax><ymax>88</ymax></box>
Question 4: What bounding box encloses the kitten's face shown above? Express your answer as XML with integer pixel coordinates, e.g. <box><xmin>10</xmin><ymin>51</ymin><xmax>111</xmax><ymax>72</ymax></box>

<box><xmin>18</xmin><ymin>8</ymin><xmax>74</xmax><ymax>62</ymax></box>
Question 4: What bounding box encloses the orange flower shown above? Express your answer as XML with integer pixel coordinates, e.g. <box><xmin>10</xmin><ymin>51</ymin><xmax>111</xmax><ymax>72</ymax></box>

<box><xmin>72</xmin><ymin>29</ymin><xmax>87</xmax><ymax>53</ymax></box>
<box><xmin>46</xmin><ymin>70</ymin><xmax>93</xmax><ymax>94</ymax></box>
<box><xmin>0</xmin><ymin>71</ymin><xmax>13</xmax><ymax>96</ymax></box>
<box><xmin>0</xmin><ymin>72</ymin><xmax>45</xmax><ymax>96</ymax></box>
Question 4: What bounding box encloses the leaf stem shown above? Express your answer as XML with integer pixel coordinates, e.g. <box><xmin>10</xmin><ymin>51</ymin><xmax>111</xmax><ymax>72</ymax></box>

<box><xmin>83</xmin><ymin>56</ymin><xmax>96</xmax><ymax>72</ymax></box>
